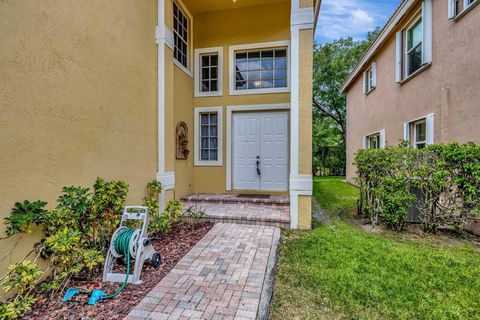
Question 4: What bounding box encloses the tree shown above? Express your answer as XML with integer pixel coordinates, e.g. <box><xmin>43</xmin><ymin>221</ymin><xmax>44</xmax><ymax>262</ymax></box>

<box><xmin>312</xmin><ymin>29</ymin><xmax>379</xmax><ymax>175</ymax></box>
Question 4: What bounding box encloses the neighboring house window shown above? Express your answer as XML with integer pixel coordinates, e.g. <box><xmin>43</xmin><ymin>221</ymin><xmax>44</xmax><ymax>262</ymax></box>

<box><xmin>194</xmin><ymin>47</ymin><xmax>223</xmax><ymax>97</ymax></box>
<box><xmin>173</xmin><ymin>2</ymin><xmax>189</xmax><ymax>69</ymax></box>
<box><xmin>363</xmin><ymin>62</ymin><xmax>377</xmax><ymax>94</ymax></box>
<box><xmin>229</xmin><ymin>41</ymin><xmax>290</xmax><ymax>95</ymax></box>
<box><xmin>406</xmin><ymin>16</ymin><xmax>423</xmax><ymax>76</ymax></box>
<box><xmin>413</xmin><ymin>119</ymin><xmax>427</xmax><ymax>149</ymax></box>
<box><xmin>194</xmin><ymin>107</ymin><xmax>223</xmax><ymax>166</ymax></box>
<box><xmin>449</xmin><ymin>0</ymin><xmax>478</xmax><ymax>18</ymax></box>
<box><xmin>367</xmin><ymin>133</ymin><xmax>380</xmax><ymax>149</ymax></box>
<box><xmin>404</xmin><ymin>114</ymin><xmax>434</xmax><ymax>148</ymax></box>
<box><xmin>364</xmin><ymin>130</ymin><xmax>385</xmax><ymax>149</ymax></box>
<box><xmin>396</xmin><ymin>1</ymin><xmax>432</xmax><ymax>83</ymax></box>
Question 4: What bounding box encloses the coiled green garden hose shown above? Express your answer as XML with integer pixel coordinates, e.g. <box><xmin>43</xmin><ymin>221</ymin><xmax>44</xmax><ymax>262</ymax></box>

<box><xmin>101</xmin><ymin>228</ymin><xmax>136</xmax><ymax>300</ymax></box>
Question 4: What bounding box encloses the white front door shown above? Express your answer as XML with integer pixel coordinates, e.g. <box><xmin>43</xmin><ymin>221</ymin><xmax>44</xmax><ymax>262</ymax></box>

<box><xmin>232</xmin><ymin>111</ymin><xmax>289</xmax><ymax>191</ymax></box>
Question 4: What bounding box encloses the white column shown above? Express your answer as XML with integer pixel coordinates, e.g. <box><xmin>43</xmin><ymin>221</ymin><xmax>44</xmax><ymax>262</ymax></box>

<box><xmin>289</xmin><ymin>1</ymin><xmax>314</xmax><ymax>229</ymax></box>
<box><xmin>156</xmin><ymin>0</ymin><xmax>175</xmax><ymax>210</ymax></box>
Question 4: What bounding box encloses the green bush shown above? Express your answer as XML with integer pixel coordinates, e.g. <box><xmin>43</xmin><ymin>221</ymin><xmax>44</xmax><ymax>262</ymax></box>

<box><xmin>355</xmin><ymin>143</ymin><xmax>480</xmax><ymax>232</ymax></box>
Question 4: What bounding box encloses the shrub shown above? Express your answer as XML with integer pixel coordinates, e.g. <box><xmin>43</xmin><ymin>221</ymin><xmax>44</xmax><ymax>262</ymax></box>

<box><xmin>355</xmin><ymin>143</ymin><xmax>480</xmax><ymax>232</ymax></box>
<box><xmin>148</xmin><ymin>200</ymin><xmax>183</xmax><ymax>234</ymax></box>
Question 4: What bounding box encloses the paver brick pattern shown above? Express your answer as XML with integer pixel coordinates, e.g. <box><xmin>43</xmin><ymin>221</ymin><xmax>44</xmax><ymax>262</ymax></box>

<box><xmin>125</xmin><ymin>223</ymin><xmax>279</xmax><ymax>320</ymax></box>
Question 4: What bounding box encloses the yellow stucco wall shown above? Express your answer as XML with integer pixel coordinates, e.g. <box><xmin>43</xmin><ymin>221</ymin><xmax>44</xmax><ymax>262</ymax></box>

<box><xmin>0</xmin><ymin>0</ymin><xmax>158</xmax><ymax>271</ymax></box>
<box><xmin>298</xmin><ymin>195</ymin><xmax>312</xmax><ymax>229</ymax></box>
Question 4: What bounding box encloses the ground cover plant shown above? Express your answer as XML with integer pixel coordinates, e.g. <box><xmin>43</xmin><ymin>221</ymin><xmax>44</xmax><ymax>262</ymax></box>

<box><xmin>270</xmin><ymin>177</ymin><xmax>480</xmax><ymax>320</ymax></box>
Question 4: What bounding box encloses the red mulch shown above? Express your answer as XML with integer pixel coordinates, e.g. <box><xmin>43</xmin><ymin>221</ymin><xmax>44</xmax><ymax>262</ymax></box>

<box><xmin>26</xmin><ymin>222</ymin><xmax>213</xmax><ymax>320</ymax></box>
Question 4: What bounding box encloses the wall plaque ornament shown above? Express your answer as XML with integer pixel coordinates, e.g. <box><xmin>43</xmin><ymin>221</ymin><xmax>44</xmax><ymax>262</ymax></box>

<box><xmin>176</xmin><ymin>122</ymin><xmax>189</xmax><ymax>160</ymax></box>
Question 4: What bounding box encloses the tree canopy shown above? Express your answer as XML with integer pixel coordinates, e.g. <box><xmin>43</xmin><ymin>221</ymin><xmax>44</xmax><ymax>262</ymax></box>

<box><xmin>312</xmin><ymin>29</ymin><xmax>379</xmax><ymax>176</ymax></box>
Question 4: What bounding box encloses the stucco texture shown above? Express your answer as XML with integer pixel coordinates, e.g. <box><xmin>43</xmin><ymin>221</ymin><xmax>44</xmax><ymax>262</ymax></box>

<box><xmin>346</xmin><ymin>1</ymin><xmax>480</xmax><ymax>183</ymax></box>
<box><xmin>0</xmin><ymin>0</ymin><xmax>158</xmax><ymax>270</ymax></box>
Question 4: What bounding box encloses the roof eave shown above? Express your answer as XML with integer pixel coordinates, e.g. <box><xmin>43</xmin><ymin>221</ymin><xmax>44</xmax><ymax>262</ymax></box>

<box><xmin>340</xmin><ymin>0</ymin><xmax>416</xmax><ymax>94</ymax></box>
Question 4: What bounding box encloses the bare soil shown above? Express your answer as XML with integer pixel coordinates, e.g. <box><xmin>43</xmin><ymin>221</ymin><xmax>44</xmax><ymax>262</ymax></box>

<box><xmin>26</xmin><ymin>222</ymin><xmax>213</xmax><ymax>320</ymax></box>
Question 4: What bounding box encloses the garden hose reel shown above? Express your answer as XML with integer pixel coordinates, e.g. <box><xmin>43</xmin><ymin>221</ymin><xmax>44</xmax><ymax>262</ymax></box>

<box><xmin>102</xmin><ymin>206</ymin><xmax>161</xmax><ymax>285</ymax></box>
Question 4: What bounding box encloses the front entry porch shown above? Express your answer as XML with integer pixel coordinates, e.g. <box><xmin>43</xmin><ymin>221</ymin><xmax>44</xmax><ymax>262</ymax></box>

<box><xmin>181</xmin><ymin>193</ymin><xmax>291</xmax><ymax>229</ymax></box>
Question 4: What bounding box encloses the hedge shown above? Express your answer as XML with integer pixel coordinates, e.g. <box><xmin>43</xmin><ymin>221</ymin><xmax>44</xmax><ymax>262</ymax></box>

<box><xmin>354</xmin><ymin>142</ymin><xmax>480</xmax><ymax>232</ymax></box>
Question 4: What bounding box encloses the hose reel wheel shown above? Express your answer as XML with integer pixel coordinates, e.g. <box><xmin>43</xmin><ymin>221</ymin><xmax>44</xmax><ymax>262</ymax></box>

<box><xmin>129</xmin><ymin>229</ymin><xmax>142</xmax><ymax>258</ymax></box>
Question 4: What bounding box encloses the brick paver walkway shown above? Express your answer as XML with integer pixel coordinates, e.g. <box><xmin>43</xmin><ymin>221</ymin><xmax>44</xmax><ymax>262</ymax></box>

<box><xmin>125</xmin><ymin>223</ymin><xmax>280</xmax><ymax>320</ymax></box>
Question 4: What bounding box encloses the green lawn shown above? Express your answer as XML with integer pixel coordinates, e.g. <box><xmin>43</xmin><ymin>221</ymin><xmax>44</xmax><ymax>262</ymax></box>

<box><xmin>270</xmin><ymin>177</ymin><xmax>480</xmax><ymax>320</ymax></box>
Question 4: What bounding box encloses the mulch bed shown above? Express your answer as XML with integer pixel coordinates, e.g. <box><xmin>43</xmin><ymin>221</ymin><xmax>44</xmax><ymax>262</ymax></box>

<box><xmin>26</xmin><ymin>222</ymin><xmax>213</xmax><ymax>320</ymax></box>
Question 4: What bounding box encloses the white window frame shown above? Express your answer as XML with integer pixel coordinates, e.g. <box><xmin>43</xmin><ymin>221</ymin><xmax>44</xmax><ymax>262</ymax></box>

<box><xmin>363</xmin><ymin>62</ymin><xmax>376</xmax><ymax>94</ymax></box>
<box><xmin>194</xmin><ymin>47</ymin><xmax>223</xmax><ymax>97</ymax></box>
<box><xmin>404</xmin><ymin>11</ymin><xmax>423</xmax><ymax>78</ymax></box>
<box><xmin>173</xmin><ymin>0</ymin><xmax>193</xmax><ymax>78</ymax></box>
<box><xmin>229</xmin><ymin>40</ymin><xmax>291</xmax><ymax>96</ymax></box>
<box><xmin>404</xmin><ymin>113</ymin><xmax>434</xmax><ymax>148</ymax></box>
<box><xmin>396</xmin><ymin>0</ymin><xmax>432</xmax><ymax>83</ymax></box>
<box><xmin>413</xmin><ymin>119</ymin><xmax>427</xmax><ymax>149</ymax></box>
<box><xmin>363</xmin><ymin>129</ymin><xmax>385</xmax><ymax>149</ymax></box>
<box><xmin>194</xmin><ymin>106</ymin><xmax>223</xmax><ymax>167</ymax></box>
<box><xmin>450</xmin><ymin>0</ymin><xmax>479</xmax><ymax>19</ymax></box>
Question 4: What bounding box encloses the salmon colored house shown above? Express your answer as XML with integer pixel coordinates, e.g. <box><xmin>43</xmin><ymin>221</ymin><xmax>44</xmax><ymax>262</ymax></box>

<box><xmin>342</xmin><ymin>0</ymin><xmax>480</xmax><ymax>183</ymax></box>
<box><xmin>1</xmin><ymin>0</ymin><xmax>320</xmax><ymax>269</ymax></box>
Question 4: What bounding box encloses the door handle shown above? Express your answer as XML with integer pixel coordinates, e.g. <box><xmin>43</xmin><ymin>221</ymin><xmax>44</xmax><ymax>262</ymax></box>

<box><xmin>256</xmin><ymin>156</ymin><xmax>261</xmax><ymax>175</ymax></box>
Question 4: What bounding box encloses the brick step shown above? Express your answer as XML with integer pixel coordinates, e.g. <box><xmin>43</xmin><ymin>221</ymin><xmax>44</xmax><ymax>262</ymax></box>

<box><xmin>182</xmin><ymin>201</ymin><xmax>291</xmax><ymax>230</ymax></box>
<box><xmin>180</xmin><ymin>193</ymin><xmax>290</xmax><ymax>206</ymax></box>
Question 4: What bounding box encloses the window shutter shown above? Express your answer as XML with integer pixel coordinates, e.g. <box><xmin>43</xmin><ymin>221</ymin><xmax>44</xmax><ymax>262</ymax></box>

<box><xmin>448</xmin><ymin>0</ymin><xmax>456</xmax><ymax>18</ymax></box>
<box><xmin>363</xmin><ymin>136</ymin><xmax>367</xmax><ymax>149</ymax></box>
<box><xmin>422</xmin><ymin>0</ymin><xmax>433</xmax><ymax>64</ymax></box>
<box><xmin>380</xmin><ymin>129</ymin><xmax>386</xmax><ymax>148</ymax></box>
<box><xmin>362</xmin><ymin>71</ymin><xmax>367</xmax><ymax>94</ymax></box>
<box><xmin>426</xmin><ymin>114</ymin><xmax>435</xmax><ymax>145</ymax></box>
<box><xmin>396</xmin><ymin>32</ymin><xmax>403</xmax><ymax>83</ymax></box>
<box><xmin>372</xmin><ymin>62</ymin><xmax>377</xmax><ymax>88</ymax></box>
<box><xmin>404</xmin><ymin>122</ymin><xmax>410</xmax><ymax>142</ymax></box>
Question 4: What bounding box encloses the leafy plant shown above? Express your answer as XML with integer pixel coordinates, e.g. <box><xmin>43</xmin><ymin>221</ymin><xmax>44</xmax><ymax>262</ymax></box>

<box><xmin>3</xmin><ymin>200</ymin><xmax>48</xmax><ymax>238</ymax></box>
<box><xmin>149</xmin><ymin>200</ymin><xmax>183</xmax><ymax>234</ymax></box>
<box><xmin>0</xmin><ymin>260</ymin><xmax>43</xmax><ymax>320</ymax></box>
<box><xmin>183</xmin><ymin>205</ymin><xmax>207</xmax><ymax>231</ymax></box>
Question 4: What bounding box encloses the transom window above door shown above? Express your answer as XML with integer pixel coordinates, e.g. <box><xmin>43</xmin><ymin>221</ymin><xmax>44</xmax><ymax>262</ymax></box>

<box><xmin>229</xmin><ymin>41</ymin><xmax>290</xmax><ymax>95</ymax></box>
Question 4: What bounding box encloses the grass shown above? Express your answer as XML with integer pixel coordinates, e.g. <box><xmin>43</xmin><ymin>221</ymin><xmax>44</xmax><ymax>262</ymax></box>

<box><xmin>270</xmin><ymin>177</ymin><xmax>480</xmax><ymax>320</ymax></box>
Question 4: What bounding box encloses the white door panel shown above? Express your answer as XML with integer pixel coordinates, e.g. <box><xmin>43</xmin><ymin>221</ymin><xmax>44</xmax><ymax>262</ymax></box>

<box><xmin>233</xmin><ymin>114</ymin><xmax>260</xmax><ymax>190</ymax></box>
<box><xmin>232</xmin><ymin>111</ymin><xmax>288</xmax><ymax>191</ymax></box>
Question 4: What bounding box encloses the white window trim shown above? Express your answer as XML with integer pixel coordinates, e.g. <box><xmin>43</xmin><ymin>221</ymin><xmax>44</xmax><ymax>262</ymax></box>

<box><xmin>404</xmin><ymin>113</ymin><xmax>434</xmax><ymax>147</ymax></box>
<box><xmin>363</xmin><ymin>62</ymin><xmax>377</xmax><ymax>94</ymax></box>
<box><xmin>173</xmin><ymin>0</ymin><xmax>194</xmax><ymax>78</ymax></box>
<box><xmin>397</xmin><ymin>1</ymin><xmax>432</xmax><ymax>83</ymax></box>
<box><xmin>413</xmin><ymin>119</ymin><xmax>427</xmax><ymax>148</ymax></box>
<box><xmin>451</xmin><ymin>0</ymin><xmax>479</xmax><ymax>20</ymax></box>
<box><xmin>228</xmin><ymin>40</ymin><xmax>291</xmax><ymax>96</ymax></box>
<box><xmin>194</xmin><ymin>106</ymin><xmax>223</xmax><ymax>167</ymax></box>
<box><xmin>194</xmin><ymin>47</ymin><xmax>223</xmax><ymax>97</ymax></box>
<box><xmin>363</xmin><ymin>129</ymin><xmax>385</xmax><ymax>149</ymax></box>
<box><xmin>404</xmin><ymin>10</ymin><xmax>423</xmax><ymax>78</ymax></box>
<box><xmin>225</xmin><ymin>103</ymin><xmax>291</xmax><ymax>190</ymax></box>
